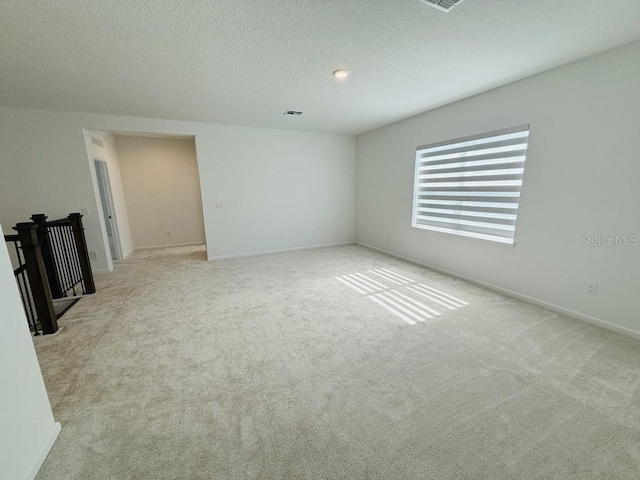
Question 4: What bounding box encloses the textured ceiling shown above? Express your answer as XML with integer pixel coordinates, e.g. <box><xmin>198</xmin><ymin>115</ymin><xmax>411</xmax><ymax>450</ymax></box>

<box><xmin>1</xmin><ymin>1</ymin><xmax>639</xmax><ymax>135</ymax></box>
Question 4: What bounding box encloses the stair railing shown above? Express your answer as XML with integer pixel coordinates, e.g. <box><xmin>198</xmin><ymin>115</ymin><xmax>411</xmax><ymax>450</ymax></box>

<box><xmin>3</xmin><ymin>212</ymin><xmax>96</xmax><ymax>335</ymax></box>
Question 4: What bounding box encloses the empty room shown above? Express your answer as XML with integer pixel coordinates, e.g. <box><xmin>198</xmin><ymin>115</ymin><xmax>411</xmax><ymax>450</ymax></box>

<box><xmin>1</xmin><ymin>1</ymin><xmax>639</xmax><ymax>479</ymax></box>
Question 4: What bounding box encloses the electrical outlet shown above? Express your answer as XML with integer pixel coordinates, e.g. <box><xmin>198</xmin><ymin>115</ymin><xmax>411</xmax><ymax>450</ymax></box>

<box><xmin>586</xmin><ymin>284</ymin><xmax>598</xmax><ymax>296</ymax></box>
<box><xmin>89</xmin><ymin>250</ymin><xmax>97</xmax><ymax>259</ymax></box>
<box><xmin>387</xmin><ymin>235</ymin><xmax>391</xmax><ymax>243</ymax></box>
<box><xmin>215</xmin><ymin>202</ymin><xmax>224</xmax><ymax>209</ymax></box>
<box><xmin>281</xmin><ymin>233</ymin><xmax>286</xmax><ymax>240</ymax></box>
<box><xmin>165</xmin><ymin>231</ymin><xmax>171</xmax><ymax>237</ymax></box>
<box><xmin>81</xmin><ymin>207</ymin><xmax>89</xmax><ymax>216</ymax></box>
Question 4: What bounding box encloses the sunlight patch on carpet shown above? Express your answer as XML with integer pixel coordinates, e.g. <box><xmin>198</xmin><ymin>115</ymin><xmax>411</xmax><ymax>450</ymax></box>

<box><xmin>336</xmin><ymin>269</ymin><xmax>468</xmax><ymax>324</ymax></box>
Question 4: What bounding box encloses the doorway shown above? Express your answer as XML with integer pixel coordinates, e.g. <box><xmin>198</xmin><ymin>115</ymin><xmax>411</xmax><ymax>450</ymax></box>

<box><xmin>94</xmin><ymin>159</ymin><xmax>123</xmax><ymax>261</ymax></box>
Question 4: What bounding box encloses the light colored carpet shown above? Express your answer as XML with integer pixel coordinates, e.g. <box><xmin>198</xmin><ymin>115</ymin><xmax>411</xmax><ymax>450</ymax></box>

<box><xmin>34</xmin><ymin>244</ymin><xmax>640</xmax><ymax>479</ymax></box>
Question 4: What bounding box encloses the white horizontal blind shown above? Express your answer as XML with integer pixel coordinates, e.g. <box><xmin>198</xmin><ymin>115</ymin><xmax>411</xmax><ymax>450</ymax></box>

<box><xmin>419</xmin><ymin>0</ymin><xmax>465</xmax><ymax>12</ymax></box>
<box><xmin>412</xmin><ymin>125</ymin><xmax>530</xmax><ymax>244</ymax></box>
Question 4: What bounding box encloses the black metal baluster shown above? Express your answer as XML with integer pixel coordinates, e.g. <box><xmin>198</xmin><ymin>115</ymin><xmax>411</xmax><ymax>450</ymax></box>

<box><xmin>69</xmin><ymin>230</ymin><xmax>84</xmax><ymax>293</ymax></box>
<box><xmin>66</xmin><ymin>226</ymin><xmax>78</xmax><ymax>294</ymax></box>
<box><xmin>13</xmin><ymin>239</ymin><xmax>20</xmax><ymax>262</ymax></box>
<box><xmin>22</xmin><ymin>273</ymin><xmax>39</xmax><ymax>334</ymax></box>
<box><xmin>17</xmin><ymin>272</ymin><xmax>35</xmax><ymax>334</ymax></box>
<box><xmin>9</xmin><ymin>239</ymin><xmax>36</xmax><ymax>334</ymax></box>
<box><xmin>16</xmin><ymin>272</ymin><xmax>28</xmax><ymax>316</ymax></box>
<box><xmin>68</xmin><ymin>225</ymin><xmax>82</xmax><ymax>290</ymax></box>
<box><xmin>51</xmin><ymin>226</ymin><xmax>68</xmax><ymax>295</ymax></box>
<box><xmin>54</xmin><ymin>227</ymin><xmax>71</xmax><ymax>295</ymax></box>
<box><xmin>61</xmin><ymin>226</ymin><xmax>77</xmax><ymax>296</ymax></box>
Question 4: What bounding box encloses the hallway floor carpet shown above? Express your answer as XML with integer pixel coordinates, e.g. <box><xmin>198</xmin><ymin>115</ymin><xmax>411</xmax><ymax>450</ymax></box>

<box><xmin>34</xmin><ymin>245</ymin><xmax>640</xmax><ymax>479</ymax></box>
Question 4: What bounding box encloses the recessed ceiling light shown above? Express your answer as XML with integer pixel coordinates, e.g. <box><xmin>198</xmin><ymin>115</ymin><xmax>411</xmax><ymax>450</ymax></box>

<box><xmin>333</xmin><ymin>69</ymin><xmax>349</xmax><ymax>79</ymax></box>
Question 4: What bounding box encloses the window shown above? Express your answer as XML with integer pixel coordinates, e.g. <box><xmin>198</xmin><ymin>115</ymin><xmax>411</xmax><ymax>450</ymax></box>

<box><xmin>412</xmin><ymin>125</ymin><xmax>530</xmax><ymax>245</ymax></box>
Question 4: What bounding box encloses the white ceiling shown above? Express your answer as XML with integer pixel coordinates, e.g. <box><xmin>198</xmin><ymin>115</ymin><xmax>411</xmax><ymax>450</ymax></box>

<box><xmin>1</xmin><ymin>1</ymin><xmax>639</xmax><ymax>135</ymax></box>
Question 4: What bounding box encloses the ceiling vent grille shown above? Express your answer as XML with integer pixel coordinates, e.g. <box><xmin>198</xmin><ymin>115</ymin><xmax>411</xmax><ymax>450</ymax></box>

<box><xmin>283</xmin><ymin>110</ymin><xmax>303</xmax><ymax>116</ymax></box>
<box><xmin>419</xmin><ymin>0</ymin><xmax>465</xmax><ymax>12</ymax></box>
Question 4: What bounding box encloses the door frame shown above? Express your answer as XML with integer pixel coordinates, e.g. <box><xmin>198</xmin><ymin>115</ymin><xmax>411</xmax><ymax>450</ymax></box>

<box><xmin>93</xmin><ymin>158</ymin><xmax>123</xmax><ymax>261</ymax></box>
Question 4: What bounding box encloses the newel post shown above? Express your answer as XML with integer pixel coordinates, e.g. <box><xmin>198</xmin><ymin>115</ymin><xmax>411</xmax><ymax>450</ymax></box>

<box><xmin>14</xmin><ymin>223</ymin><xmax>59</xmax><ymax>335</ymax></box>
<box><xmin>68</xmin><ymin>213</ymin><xmax>96</xmax><ymax>294</ymax></box>
<box><xmin>30</xmin><ymin>214</ymin><xmax>63</xmax><ymax>299</ymax></box>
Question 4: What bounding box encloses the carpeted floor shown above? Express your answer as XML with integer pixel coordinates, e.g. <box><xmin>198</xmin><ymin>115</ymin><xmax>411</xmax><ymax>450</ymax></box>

<box><xmin>34</xmin><ymin>244</ymin><xmax>640</xmax><ymax>479</ymax></box>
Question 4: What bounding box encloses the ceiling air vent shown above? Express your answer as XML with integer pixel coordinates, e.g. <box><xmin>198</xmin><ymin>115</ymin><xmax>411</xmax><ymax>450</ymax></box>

<box><xmin>419</xmin><ymin>0</ymin><xmax>465</xmax><ymax>12</ymax></box>
<box><xmin>283</xmin><ymin>110</ymin><xmax>303</xmax><ymax>117</ymax></box>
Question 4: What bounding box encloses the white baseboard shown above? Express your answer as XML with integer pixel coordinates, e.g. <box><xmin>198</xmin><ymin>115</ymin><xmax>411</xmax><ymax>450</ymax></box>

<box><xmin>21</xmin><ymin>422</ymin><xmax>61</xmax><ymax>480</ymax></box>
<box><xmin>357</xmin><ymin>242</ymin><xmax>640</xmax><ymax>340</ymax></box>
<box><xmin>134</xmin><ymin>242</ymin><xmax>204</xmax><ymax>251</ymax></box>
<box><xmin>93</xmin><ymin>267</ymin><xmax>112</xmax><ymax>274</ymax></box>
<box><xmin>208</xmin><ymin>241</ymin><xmax>356</xmax><ymax>261</ymax></box>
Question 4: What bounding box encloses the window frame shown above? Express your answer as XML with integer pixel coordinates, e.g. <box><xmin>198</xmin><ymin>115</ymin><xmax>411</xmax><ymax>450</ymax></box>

<box><xmin>411</xmin><ymin>124</ymin><xmax>530</xmax><ymax>246</ymax></box>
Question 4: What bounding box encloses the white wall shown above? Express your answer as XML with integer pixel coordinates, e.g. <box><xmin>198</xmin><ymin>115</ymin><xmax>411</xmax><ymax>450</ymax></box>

<box><xmin>84</xmin><ymin>130</ymin><xmax>134</xmax><ymax>262</ymax></box>
<box><xmin>115</xmin><ymin>136</ymin><xmax>204</xmax><ymax>249</ymax></box>
<box><xmin>200</xmin><ymin>127</ymin><xmax>356</xmax><ymax>259</ymax></box>
<box><xmin>0</xmin><ymin>108</ymin><xmax>356</xmax><ymax>271</ymax></box>
<box><xmin>0</xmin><ymin>223</ymin><xmax>60</xmax><ymax>480</ymax></box>
<box><xmin>357</xmin><ymin>40</ymin><xmax>640</xmax><ymax>336</ymax></box>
